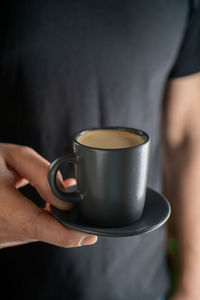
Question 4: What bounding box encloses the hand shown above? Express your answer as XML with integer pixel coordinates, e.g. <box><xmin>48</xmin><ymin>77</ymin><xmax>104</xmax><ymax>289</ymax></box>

<box><xmin>0</xmin><ymin>143</ymin><xmax>97</xmax><ymax>249</ymax></box>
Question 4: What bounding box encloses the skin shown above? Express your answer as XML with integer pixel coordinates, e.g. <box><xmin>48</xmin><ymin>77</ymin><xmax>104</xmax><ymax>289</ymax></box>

<box><xmin>0</xmin><ymin>143</ymin><xmax>97</xmax><ymax>249</ymax></box>
<box><xmin>163</xmin><ymin>72</ymin><xmax>200</xmax><ymax>300</ymax></box>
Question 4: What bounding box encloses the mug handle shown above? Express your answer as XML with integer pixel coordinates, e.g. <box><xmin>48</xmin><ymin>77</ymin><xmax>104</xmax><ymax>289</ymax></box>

<box><xmin>47</xmin><ymin>153</ymin><xmax>82</xmax><ymax>202</ymax></box>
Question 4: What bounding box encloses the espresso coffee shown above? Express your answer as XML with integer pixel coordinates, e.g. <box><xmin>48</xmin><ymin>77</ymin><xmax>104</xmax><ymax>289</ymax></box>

<box><xmin>77</xmin><ymin>129</ymin><xmax>144</xmax><ymax>149</ymax></box>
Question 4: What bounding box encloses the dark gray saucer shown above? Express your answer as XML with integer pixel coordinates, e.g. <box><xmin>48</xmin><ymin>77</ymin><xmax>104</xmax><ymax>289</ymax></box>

<box><xmin>50</xmin><ymin>188</ymin><xmax>171</xmax><ymax>237</ymax></box>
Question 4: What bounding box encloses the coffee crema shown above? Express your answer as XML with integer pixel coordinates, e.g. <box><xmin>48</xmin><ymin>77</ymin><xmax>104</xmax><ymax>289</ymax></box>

<box><xmin>76</xmin><ymin>129</ymin><xmax>145</xmax><ymax>149</ymax></box>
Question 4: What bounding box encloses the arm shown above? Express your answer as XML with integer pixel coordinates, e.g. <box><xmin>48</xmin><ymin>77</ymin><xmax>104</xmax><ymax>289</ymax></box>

<box><xmin>162</xmin><ymin>72</ymin><xmax>200</xmax><ymax>299</ymax></box>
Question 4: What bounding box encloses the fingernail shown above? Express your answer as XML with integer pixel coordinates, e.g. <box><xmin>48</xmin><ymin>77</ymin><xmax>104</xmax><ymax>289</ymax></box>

<box><xmin>79</xmin><ymin>236</ymin><xmax>97</xmax><ymax>246</ymax></box>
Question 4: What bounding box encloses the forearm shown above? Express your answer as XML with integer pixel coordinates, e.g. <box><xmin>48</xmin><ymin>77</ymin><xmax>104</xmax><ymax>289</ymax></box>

<box><xmin>163</xmin><ymin>140</ymin><xmax>200</xmax><ymax>296</ymax></box>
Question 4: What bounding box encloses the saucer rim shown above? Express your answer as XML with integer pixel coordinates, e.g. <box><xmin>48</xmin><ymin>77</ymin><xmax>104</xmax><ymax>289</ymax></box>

<box><xmin>50</xmin><ymin>187</ymin><xmax>171</xmax><ymax>237</ymax></box>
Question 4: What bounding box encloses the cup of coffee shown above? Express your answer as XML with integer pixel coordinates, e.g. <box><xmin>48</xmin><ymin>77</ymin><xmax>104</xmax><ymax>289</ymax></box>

<box><xmin>48</xmin><ymin>127</ymin><xmax>150</xmax><ymax>227</ymax></box>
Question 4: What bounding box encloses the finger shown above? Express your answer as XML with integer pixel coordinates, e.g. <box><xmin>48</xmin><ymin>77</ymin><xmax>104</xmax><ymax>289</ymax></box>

<box><xmin>3</xmin><ymin>144</ymin><xmax>72</xmax><ymax>210</ymax></box>
<box><xmin>0</xmin><ymin>185</ymin><xmax>97</xmax><ymax>248</ymax></box>
<box><xmin>63</xmin><ymin>178</ymin><xmax>77</xmax><ymax>187</ymax></box>
<box><xmin>16</xmin><ymin>178</ymin><xmax>29</xmax><ymax>189</ymax></box>
<box><xmin>4</xmin><ymin>161</ymin><xmax>30</xmax><ymax>189</ymax></box>
<box><xmin>0</xmin><ymin>229</ymin><xmax>37</xmax><ymax>249</ymax></box>
<box><xmin>45</xmin><ymin>178</ymin><xmax>77</xmax><ymax>211</ymax></box>
<box><xmin>0</xmin><ymin>240</ymin><xmax>37</xmax><ymax>249</ymax></box>
<box><xmin>45</xmin><ymin>202</ymin><xmax>51</xmax><ymax>212</ymax></box>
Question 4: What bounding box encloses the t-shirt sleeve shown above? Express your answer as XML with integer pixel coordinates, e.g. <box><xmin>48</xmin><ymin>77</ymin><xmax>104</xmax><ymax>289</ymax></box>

<box><xmin>169</xmin><ymin>2</ymin><xmax>200</xmax><ymax>78</ymax></box>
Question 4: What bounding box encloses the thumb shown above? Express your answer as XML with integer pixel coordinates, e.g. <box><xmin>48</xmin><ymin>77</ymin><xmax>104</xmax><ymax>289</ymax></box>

<box><xmin>45</xmin><ymin>178</ymin><xmax>76</xmax><ymax>211</ymax></box>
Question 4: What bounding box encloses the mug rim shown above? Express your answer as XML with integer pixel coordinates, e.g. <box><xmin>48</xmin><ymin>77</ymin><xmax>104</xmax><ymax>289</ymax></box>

<box><xmin>73</xmin><ymin>126</ymin><xmax>150</xmax><ymax>151</ymax></box>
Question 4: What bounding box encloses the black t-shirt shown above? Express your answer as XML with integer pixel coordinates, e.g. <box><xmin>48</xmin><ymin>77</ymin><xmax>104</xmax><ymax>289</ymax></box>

<box><xmin>170</xmin><ymin>0</ymin><xmax>200</xmax><ymax>77</ymax></box>
<box><xmin>0</xmin><ymin>1</ymin><xmax>200</xmax><ymax>300</ymax></box>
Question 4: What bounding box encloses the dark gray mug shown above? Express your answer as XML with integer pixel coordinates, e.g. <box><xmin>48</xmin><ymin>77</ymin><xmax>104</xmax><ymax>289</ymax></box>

<box><xmin>48</xmin><ymin>127</ymin><xmax>150</xmax><ymax>227</ymax></box>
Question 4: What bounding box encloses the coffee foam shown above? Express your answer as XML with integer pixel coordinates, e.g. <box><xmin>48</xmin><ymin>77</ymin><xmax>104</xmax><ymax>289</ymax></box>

<box><xmin>77</xmin><ymin>129</ymin><xmax>144</xmax><ymax>149</ymax></box>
